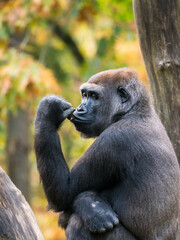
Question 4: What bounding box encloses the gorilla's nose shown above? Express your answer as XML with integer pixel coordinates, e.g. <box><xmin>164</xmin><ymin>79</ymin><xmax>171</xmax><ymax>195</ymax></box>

<box><xmin>76</xmin><ymin>104</ymin><xmax>87</xmax><ymax>115</ymax></box>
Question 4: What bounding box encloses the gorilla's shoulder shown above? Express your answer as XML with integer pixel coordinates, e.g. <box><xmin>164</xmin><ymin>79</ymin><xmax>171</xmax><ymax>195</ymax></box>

<box><xmin>98</xmin><ymin>120</ymin><xmax>150</xmax><ymax>151</ymax></box>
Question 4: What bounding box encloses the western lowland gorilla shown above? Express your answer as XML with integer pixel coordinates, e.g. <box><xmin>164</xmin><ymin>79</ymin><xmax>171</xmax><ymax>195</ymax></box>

<box><xmin>34</xmin><ymin>68</ymin><xmax>180</xmax><ymax>240</ymax></box>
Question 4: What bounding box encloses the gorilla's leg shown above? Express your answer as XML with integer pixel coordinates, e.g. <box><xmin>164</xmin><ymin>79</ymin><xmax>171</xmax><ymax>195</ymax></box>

<box><xmin>66</xmin><ymin>214</ymin><xmax>137</xmax><ymax>240</ymax></box>
<box><xmin>65</xmin><ymin>214</ymin><xmax>91</xmax><ymax>240</ymax></box>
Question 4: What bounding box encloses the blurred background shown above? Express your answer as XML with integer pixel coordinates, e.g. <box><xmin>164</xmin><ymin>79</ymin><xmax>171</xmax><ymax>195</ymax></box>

<box><xmin>0</xmin><ymin>0</ymin><xmax>147</xmax><ymax>239</ymax></box>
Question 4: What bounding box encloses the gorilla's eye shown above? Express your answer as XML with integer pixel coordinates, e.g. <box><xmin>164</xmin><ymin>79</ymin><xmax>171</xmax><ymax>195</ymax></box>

<box><xmin>117</xmin><ymin>87</ymin><xmax>129</xmax><ymax>103</ymax></box>
<box><xmin>82</xmin><ymin>91</ymin><xmax>87</xmax><ymax>98</ymax></box>
<box><xmin>91</xmin><ymin>92</ymin><xmax>98</xmax><ymax>100</ymax></box>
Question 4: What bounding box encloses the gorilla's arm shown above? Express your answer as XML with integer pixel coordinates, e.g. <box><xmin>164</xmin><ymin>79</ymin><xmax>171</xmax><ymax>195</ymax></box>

<box><xmin>35</xmin><ymin>96</ymin><xmax>125</xmax><ymax>212</ymax></box>
<box><xmin>35</xmin><ymin>96</ymin><xmax>73</xmax><ymax>211</ymax></box>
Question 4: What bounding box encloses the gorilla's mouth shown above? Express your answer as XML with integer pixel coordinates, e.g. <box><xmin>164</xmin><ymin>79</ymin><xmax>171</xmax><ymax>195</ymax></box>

<box><xmin>69</xmin><ymin>113</ymin><xmax>80</xmax><ymax>121</ymax></box>
<box><xmin>69</xmin><ymin>112</ymin><xmax>92</xmax><ymax>123</ymax></box>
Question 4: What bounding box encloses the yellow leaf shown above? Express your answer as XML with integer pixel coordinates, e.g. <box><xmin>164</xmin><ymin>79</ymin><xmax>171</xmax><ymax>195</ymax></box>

<box><xmin>1</xmin><ymin>78</ymin><xmax>11</xmax><ymax>95</ymax></box>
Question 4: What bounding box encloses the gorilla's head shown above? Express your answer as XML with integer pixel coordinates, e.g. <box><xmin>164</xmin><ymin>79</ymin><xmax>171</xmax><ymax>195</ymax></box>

<box><xmin>70</xmin><ymin>68</ymin><xmax>152</xmax><ymax>138</ymax></box>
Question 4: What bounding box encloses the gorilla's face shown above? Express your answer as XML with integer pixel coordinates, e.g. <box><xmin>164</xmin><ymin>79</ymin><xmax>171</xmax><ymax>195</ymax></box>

<box><xmin>70</xmin><ymin>83</ymin><xmax>106</xmax><ymax>138</ymax></box>
<box><xmin>70</xmin><ymin>82</ymin><xmax>131</xmax><ymax>138</ymax></box>
<box><xmin>70</xmin><ymin>68</ymin><xmax>150</xmax><ymax>138</ymax></box>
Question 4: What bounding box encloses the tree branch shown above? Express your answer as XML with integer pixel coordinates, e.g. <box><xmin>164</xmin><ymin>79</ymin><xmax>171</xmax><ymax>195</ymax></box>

<box><xmin>49</xmin><ymin>21</ymin><xmax>85</xmax><ymax>65</ymax></box>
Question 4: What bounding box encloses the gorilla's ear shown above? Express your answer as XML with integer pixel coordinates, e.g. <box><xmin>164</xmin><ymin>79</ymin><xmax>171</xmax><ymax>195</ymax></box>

<box><xmin>117</xmin><ymin>87</ymin><xmax>130</xmax><ymax>103</ymax></box>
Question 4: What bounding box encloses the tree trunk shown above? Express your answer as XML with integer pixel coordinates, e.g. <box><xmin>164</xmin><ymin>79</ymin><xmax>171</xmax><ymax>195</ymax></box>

<box><xmin>0</xmin><ymin>167</ymin><xmax>44</xmax><ymax>240</ymax></box>
<box><xmin>133</xmin><ymin>0</ymin><xmax>180</xmax><ymax>161</ymax></box>
<box><xmin>133</xmin><ymin>1</ymin><xmax>180</xmax><ymax>238</ymax></box>
<box><xmin>6</xmin><ymin>108</ymin><xmax>31</xmax><ymax>202</ymax></box>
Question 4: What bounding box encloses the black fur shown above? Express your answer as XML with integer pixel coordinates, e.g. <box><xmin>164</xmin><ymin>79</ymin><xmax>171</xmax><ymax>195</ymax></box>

<box><xmin>34</xmin><ymin>68</ymin><xmax>180</xmax><ymax>239</ymax></box>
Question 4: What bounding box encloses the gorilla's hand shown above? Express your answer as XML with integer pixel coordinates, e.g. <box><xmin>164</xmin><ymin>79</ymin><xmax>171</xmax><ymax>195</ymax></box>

<box><xmin>74</xmin><ymin>191</ymin><xmax>119</xmax><ymax>233</ymax></box>
<box><xmin>84</xmin><ymin>200</ymin><xmax>119</xmax><ymax>233</ymax></box>
<box><xmin>35</xmin><ymin>95</ymin><xmax>74</xmax><ymax>129</ymax></box>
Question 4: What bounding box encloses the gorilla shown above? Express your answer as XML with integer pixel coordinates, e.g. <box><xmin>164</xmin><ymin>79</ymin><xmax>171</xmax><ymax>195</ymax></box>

<box><xmin>34</xmin><ymin>68</ymin><xmax>180</xmax><ymax>240</ymax></box>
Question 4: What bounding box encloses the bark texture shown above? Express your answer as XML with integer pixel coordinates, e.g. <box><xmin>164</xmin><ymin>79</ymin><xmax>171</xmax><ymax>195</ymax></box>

<box><xmin>133</xmin><ymin>0</ymin><xmax>180</xmax><ymax>160</ymax></box>
<box><xmin>6</xmin><ymin>108</ymin><xmax>31</xmax><ymax>202</ymax></box>
<box><xmin>0</xmin><ymin>167</ymin><xmax>44</xmax><ymax>240</ymax></box>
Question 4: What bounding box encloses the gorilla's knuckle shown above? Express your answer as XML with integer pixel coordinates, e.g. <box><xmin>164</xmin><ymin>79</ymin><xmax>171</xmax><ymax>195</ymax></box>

<box><xmin>41</xmin><ymin>95</ymin><xmax>60</xmax><ymax>104</ymax></box>
<box><xmin>44</xmin><ymin>96</ymin><xmax>72</xmax><ymax>111</ymax></box>
<box><xmin>40</xmin><ymin>95</ymin><xmax>63</xmax><ymax>113</ymax></box>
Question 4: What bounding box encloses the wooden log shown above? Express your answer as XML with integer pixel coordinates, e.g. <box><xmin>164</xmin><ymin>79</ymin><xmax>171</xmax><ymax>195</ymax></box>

<box><xmin>0</xmin><ymin>167</ymin><xmax>44</xmax><ymax>240</ymax></box>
